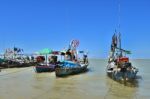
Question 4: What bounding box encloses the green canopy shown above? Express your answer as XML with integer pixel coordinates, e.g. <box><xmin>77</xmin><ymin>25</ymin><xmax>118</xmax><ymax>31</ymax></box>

<box><xmin>116</xmin><ymin>47</ymin><xmax>131</xmax><ymax>54</ymax></box>
<box><xmin>61</xmin><ymin>49</ymin><xmax>67</xmax><ymax>53</ymax></box>
<box><xmin>39</xmin><ymin>48</ymin><xmax>52</xmax><ymax>55</ymax></box>
<box><xmin>125</xmin><ymin>50</ymin><xmax>131</xmax><ymax>54</ymax></box>
<box><xmin>37</xmin><ymin>48</ymin><xmax>52</xmax><ymax>65</ymax></box>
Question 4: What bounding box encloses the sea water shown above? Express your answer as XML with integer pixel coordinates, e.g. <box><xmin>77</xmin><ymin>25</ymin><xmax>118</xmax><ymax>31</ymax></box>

<box><xmin>0</xmin><ymin>59</ymin><xmax>149</xmax><ymax>99</ymax></box>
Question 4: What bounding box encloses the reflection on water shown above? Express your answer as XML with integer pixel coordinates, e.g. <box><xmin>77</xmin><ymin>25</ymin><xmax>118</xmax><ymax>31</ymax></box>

<box><xmin>0</xmin><ymin>59</ymin><xmax>150</xmax><ymax>99</ymax></box>
<box><xmin>104</xmin><ymin>77</ymin><xmax>138</xmax><ymax>99</ymax></box>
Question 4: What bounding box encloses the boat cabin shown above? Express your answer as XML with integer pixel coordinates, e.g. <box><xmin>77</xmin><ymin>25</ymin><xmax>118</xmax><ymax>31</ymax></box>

<box><xmin>117</xmin><ymin>57</ymin><xmax>129</xmax><ymax>63</ymax></box>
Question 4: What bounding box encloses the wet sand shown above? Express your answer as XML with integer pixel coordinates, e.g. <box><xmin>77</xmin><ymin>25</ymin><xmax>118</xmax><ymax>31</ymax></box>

<box><xmin>0</xmin><ymin>59</ymin><xmax>149</xmax><ymax>99</ymax></box>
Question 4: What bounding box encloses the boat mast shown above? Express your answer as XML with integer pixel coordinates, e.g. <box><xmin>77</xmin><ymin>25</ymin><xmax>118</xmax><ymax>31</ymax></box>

<box><xmin>117</xmin><ymin>0</ymin><xmax>122</xmax><ymax>57</ymax></box>
<box><xmin>118</xmin><ymin>0</ymin><xmax>121</xmax><ymax>32</ymax></box>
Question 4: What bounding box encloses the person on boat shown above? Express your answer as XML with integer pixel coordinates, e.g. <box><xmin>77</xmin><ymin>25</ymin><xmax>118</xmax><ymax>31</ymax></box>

<box><xmin>49</xmin><ymin>56</ymin><xmax>54</xmax><ymax>64</ymax></box>
<box><xmin>49</xmin><ymin>55</ymin><xmax>58</xmax><ymax>64</ymax></box>
<box><xmin>65</xmin><ymin>49</ymin><xmax>72</xmax><ymax>61</ymax></box>
<box><xmin>31</xmin><ymin>56</ymin><xmax>34</xmax><ymax>62</ymax></box>
<box><xmin>83</xmin><ymin>52</ymin><xmax>88</xmax><ymax>64</ymax></box>
<box><xmin>26</xmin><ymin>56</ymin><xmax>30</xmax><ymax>61</ymax></box>
<box><xmin>71</xmin><ymin>50</ymin><xmax>76</xmax><ymax>61</ymax></box>
<box><xmin>36</xmin><ymin>56</ymin><xmax>45</xmax><ymax>65</ymax></box>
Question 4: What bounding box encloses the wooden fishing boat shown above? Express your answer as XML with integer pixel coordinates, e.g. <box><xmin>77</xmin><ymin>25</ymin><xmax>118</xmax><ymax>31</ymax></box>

<box><xmin>35</xmin><ymin>55</ymin><xmax>58</xmax><ymax>73</ymax></box>
<box><xmin>107</xmin><ymin>57</ymin><xmax>138</xmax><ymax>81</ymax></box>
<box><xmin>55</xmin><ymin>40</ymin><xmax>89</xmax><ymax>77</ymax></box>
<box><xmin>107</xmin><ymin>33</ymin><xmax>138</xmax><ymax>82</ymax></box>
<box><xmin>0</xmin><ymin>60</ymin><xmax>35</xmax><ymax>68</ymax></box>
<box><xmin>0</xmin><ymin>47</ymin><xmax>37</xmax><ymax>68</ymax></box>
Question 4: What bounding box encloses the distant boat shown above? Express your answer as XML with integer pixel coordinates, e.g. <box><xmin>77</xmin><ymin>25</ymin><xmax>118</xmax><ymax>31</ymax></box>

<box><xmin>0</xmin><ymin>47</ymin><xmax>37</xmax><ymax>68</ymax></box>
<box><xmin>107</xmin><ymin>33</ymin><xmax>138</xmax><ymax>81</ymax></box>
<box><xmin>0</xmin><ymin>56</ymin><xmax>36</xmax><ymax>68</ymax></box>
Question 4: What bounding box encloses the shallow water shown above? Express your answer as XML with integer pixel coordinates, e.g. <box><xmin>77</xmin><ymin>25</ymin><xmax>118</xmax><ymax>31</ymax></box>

<box><xmin>0</xmin><ymin>59</ymin><xmax>149</xmax><ymax>99</ymax></box>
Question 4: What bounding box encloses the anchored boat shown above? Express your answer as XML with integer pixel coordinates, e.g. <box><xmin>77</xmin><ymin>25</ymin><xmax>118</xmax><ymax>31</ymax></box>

<box><xmin>55</xmin><ymin>40</ymin><xmax>89</xmax><ymax>77</ymax></box>
<box><xmin>107</xmin><ymin>33</ymin><xmax>138</xmax><ymax>81</ymax></box>
<box><xmin>55</xmin><ymin>60</ymin><xmax>88</xmax><ymax>77</ymax></box>
<box><xmin>35</xmin><ymin>53</ymin><xmax>58</xmax><ymax>73</ymax></box>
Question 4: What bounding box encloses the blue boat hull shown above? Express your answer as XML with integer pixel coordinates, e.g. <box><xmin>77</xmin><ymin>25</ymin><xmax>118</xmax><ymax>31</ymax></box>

<box><xmin>35</xmin><ymin>64</ymin><xmax>55</xmax><ymax>73</ymax></box>
<box><xmin>55</xmin><ymin>64</ymin><xmax>88</xmax><ymax>77</ymax></box>
<box><xmin>107</xmin><ymin>69</ymin><xmax>138</xmax><ymax>81</ymax></box>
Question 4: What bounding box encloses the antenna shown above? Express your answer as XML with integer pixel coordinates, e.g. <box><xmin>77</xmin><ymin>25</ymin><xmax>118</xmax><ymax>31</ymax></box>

<box><xmin>118</xmin><ymin>0</ymin><xmax>121</xmax><ymax>32</ymax></box>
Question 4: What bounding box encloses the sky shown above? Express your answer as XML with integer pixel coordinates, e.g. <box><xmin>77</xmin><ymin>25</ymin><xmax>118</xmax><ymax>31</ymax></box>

<box><xmin>0</xmin><ymin>0</ymin><xmax>150</xmax><ymax>59</ymax></box>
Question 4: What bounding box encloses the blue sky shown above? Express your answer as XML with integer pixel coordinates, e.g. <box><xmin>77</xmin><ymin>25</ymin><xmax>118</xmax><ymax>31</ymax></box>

<box><xmin>0</xmin><ymin>0</ymin><xmax>150</xmax><ymax>58</ymax></box>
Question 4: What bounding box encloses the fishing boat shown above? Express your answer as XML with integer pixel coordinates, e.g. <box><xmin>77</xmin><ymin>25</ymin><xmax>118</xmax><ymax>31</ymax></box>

<box><xmin>0</xmin><ymin>47</ymin><xmax>37</xmax><ymax>68</ymax></box>
<box><xmin>55</xmin><ymin>40</ymin><xmax>89</xmax><ymax>77</ymax></box>
<box><xmin>107</xmin><ymin>33</ymin><xmax>138</xmax><ymax>81</ymax></box>
<box><xmin>34</xmin><ymin>51</ymin><xmax>58</xmax><ymax>73</ymax></box>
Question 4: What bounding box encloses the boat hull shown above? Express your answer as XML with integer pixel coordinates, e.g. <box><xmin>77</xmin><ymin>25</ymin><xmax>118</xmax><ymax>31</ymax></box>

<box><xmin>55</xmin><ymin>64</ymin><xmax>88</xmax><ymax>77</ymax></box>
<box><xmin>35</xmin><ymin>64</ymin><xmax>55</xmax><ymax>73</ymax></box>
<box><xmin>0</xmin><ymin>61</ymin><xmax>37</xmax><ymax>68</ymax></box>
<box><xmin>107</xmin><ymin>69</ymin><xmax>138</xmax><ymax>81</ymax></box>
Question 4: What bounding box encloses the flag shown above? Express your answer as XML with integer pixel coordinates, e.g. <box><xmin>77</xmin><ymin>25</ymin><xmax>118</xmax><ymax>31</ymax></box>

<box><xmin>14</xmin><ymin>47</ymin><xmax>23</xmax><ymax>53</ymax></box>
<box><xmin>14</xmin><ymin>47</ymin><xmax>18</xmax><ymax>52</ymax></box>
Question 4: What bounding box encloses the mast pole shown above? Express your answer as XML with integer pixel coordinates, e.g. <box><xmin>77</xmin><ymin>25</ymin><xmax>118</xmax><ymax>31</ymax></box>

<box><xmin>118</xmin><ymin>0</ymin><xmax>121</xmax><ymax>32</ymax></box>
<box><xmin>118</xmin><ymin>0</ymin><xmax>122</xmax><ymax>57</ymax></box>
